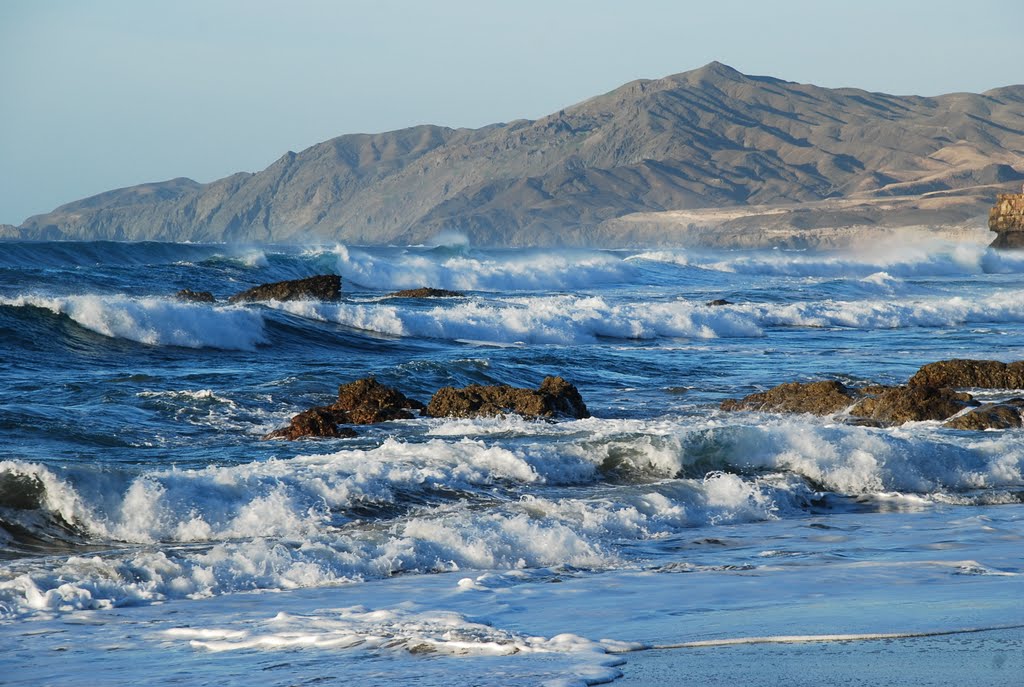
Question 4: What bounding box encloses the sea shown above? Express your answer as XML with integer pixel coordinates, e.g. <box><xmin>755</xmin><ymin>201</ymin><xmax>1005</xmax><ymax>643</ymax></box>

<box><xmin>1</xmin><ymin>236</ymin><xmax>1023</xmax><ymax>686</ymax></box>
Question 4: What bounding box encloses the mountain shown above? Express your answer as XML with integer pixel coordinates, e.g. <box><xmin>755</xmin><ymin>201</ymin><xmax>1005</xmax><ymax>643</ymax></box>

<box><xmin>10</xmin><ymin>62</ymin><xmax>1024</xmax><ymax>246</ymax></box>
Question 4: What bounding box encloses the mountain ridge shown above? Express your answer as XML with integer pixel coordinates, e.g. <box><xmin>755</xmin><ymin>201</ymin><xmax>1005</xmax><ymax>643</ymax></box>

<box><xmin>10</xmin><ymin>62</ymin><xmax>1024</xmax><ymax>246</ymax></box>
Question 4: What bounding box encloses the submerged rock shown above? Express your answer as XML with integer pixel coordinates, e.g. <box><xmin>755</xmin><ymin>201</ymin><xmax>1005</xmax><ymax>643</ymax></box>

<box><xmin>943</xmin><ymin>401</ymin><xmax>1024</xmax><ymax>430</ymax></box>
<box><xmin>426</xmin><ymin>376</ymin><xmax>589</xmax><ymax>420</ymax></box>
<box><xmin>705</xmin><ymin>299</ymin><xmax>733</xmax><ymax>306</ymax></box>
<box><xmin>263</xmin><ymin>377</ymin><xmax>424</xmax><ymax>440</ymax></box>
<box><xmin>848</xmin><ymin>385</ymin><xmax>975</xmax><ymax>425</ymax></box>
<box><xmin>175</xmin><ymin>289</ymin><xmax>216</xmax><ymax>303</ymax></box>
<box><xmin>387</xmin><ymin>287</ymin><xmax>463</xmax><ymax>298</ymax></box>
<box><xmin>909</xmin><ymin>359</ymin><xmax>1024</xmax><ymax>390</ymax></box>
<box><xmin>720</xmin><ymin>380</ymin><xmax>856</xmax><ymax>415</ymax></box>
<box><xmin>228</xmin><ymin>274</ymin><xmax>341</xmax><ymax>304</ymax></box>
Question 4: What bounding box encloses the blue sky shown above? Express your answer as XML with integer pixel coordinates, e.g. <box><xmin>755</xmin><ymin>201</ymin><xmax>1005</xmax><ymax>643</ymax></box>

<box><xmin>2</xmin><ymin>0</ymin><xmax>1022</xmax><ymax>225</ymax></box>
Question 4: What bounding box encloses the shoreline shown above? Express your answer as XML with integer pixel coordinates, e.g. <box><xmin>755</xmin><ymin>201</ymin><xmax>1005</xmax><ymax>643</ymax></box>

<box><xmin>615</xmin><ymin>624</ymin><xmax>1024</xmax><ymax>686</ymax></box>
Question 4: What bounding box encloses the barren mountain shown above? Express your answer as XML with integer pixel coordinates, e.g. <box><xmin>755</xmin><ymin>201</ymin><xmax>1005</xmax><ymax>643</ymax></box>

<box><xmin>11</xmin><ymin>62</ymin><xmax>1024</xmax><ymax>246</ymax></box>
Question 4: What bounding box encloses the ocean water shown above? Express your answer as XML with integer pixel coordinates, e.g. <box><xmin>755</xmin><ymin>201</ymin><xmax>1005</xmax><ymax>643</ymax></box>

<box><xmin>1</xmin><ymin>237</ymin><xmax>1023</xmax><ymax>686</ymax></box>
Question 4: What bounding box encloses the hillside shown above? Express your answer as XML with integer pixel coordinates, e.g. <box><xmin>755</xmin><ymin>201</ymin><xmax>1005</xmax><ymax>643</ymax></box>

<box><xmin>11</xmin><ymin>62</ymin><xmax>1024</xmax><ymax>246</ymax></box>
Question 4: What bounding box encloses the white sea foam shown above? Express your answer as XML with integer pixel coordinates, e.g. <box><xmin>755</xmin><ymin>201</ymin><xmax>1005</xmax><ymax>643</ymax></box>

<box><xmin>2</xmin><ymin>416</ymin><xmax>1021</xmax><ymax>619</ymax></box>
<box><xmin>331</xmin><ymin>245</ymin><xmax>631</xmax><ymax>291</ymax></box>
<box><xmin>273</xmin><ymin>295</ymin><xmax>764</xmax><ymax>343</ymax></box>
<box><xmin>1</xmin><ymin>294</ymin><xmax>267</xmax><ymax>350</ymax></box>
<box><xmin>271</xmin><ymin>288</ymin><xmax>1024</xmax><ymax>344</ymax></box>
<box><xmin>631</xmin><ymin>242</ymin><xmax>1024</xmax><ymax>278</ymax></box>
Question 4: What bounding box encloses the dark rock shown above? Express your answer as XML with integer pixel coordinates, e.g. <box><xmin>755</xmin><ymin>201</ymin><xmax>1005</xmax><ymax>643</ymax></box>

<box><xmin>909</xmin><ymin>359</ymin><xmax>1024</xmax><ymax>389</ymax></box>
<box><xmin>943</xmin><ymin>402</ymin><xmax>1023</xmax><ymax>430</ymax></box>
<box><xmin>175</xmin><ymin>289</ymin><xmax>216</xmax><ymax>303</ymax></box>
<box><xmin>705</xmin><ymin>299</ymin><xmax>733</xmax><ymax>306</ymax></box>
<box><xmin>720</xmin><ymin>380</ymin><xmax>856</xmax><ymax>415</ymax></box>
<box><xmin>263</xmin><ymin>377</ymin><xmax>424</xmax><ymax>440</ymax></box>
<box><xmin>848</xmin><ymin>385</ymin><xmax>975</xmax><ymax>425</ymax></box>
<box><xmin>264</xmin><ymin>407</ymin><xmax>358</xmax><ymax>441</ymax></box>
<box><xmin>426</xmin><ymin>376</ymin><xmax>590</xmax><ymax>419</ymax></box>
<box><xmin>333</xmin><ymin>377</ymin><xmax>425</xmax><ymax>424</ymax></box>
<box><xmin>387</xmin><ymin>287</ymin><xmax>463</xmax><ymax>298</ymax></box>
<box><xmin>228</xmin><ymin>275</ymin><xmax>341</xmax><ymax>304</ymax></box>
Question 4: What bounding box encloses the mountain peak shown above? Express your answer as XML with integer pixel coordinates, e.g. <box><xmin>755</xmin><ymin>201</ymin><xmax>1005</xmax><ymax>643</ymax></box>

<box><xmin>686</xmin><ymin>61</ymin><xmax>745</xmax><ymax>82</ymax></box>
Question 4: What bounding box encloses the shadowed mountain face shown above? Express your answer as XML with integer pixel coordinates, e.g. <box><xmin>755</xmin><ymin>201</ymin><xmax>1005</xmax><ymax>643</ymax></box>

<box><xmin>12</xmin><ymin>62</ymin><xmax>1024</xmax><ymax>246</ymax></box>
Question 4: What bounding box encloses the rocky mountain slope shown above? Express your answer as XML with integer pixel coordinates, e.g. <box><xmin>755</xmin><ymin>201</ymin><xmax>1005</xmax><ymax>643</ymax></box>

<box><xmin>10</xmin><ymin>62</ymin><xmax>1024</xmax><ymax>246</ymax></box>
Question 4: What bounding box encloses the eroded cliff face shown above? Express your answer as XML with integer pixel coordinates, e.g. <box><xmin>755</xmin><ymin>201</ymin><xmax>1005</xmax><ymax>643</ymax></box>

<box><xmin>989</xmin><ymin>193</ymin><xmax>1024</xmax><ymax>249</ymax></box>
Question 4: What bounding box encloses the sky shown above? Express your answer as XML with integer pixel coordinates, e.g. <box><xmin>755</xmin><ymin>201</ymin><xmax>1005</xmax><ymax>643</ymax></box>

<box><xmin>2</xmin><ymin>0</ymin><xmax>1022</xmax><ymax>225</ymax></box>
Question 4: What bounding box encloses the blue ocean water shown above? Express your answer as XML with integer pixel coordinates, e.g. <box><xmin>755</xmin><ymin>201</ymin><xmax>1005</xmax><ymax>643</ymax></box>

<box><xmin>1</xmin><ymin>238</ymin><xmax>1023</xmax><ymax>685</ymax></box>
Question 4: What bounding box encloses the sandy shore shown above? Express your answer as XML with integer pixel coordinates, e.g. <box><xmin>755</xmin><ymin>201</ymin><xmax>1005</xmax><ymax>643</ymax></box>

<box><xmin>615</xmin><ymin>625</ymin><xmax>1024</xmax><ymax>686</ymax></box>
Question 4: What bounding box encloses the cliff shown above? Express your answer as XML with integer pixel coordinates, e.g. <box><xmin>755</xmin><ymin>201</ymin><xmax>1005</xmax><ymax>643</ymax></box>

<box><xmin>989</xmin><ymin>192</ymin><xmax>1024</xmax><ymax>249</ymax></box>
<box><xmin>12</xmin><ymin>62</ymin><xmax>1024</xmax><ymax>246</ymax></box>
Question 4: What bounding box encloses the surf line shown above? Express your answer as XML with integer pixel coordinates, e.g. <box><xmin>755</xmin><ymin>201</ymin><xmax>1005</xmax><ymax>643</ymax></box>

<box><xmin>605</xmin><ymin>623</ymin><xmax>1024</xmax><ymax>654</ymax></box>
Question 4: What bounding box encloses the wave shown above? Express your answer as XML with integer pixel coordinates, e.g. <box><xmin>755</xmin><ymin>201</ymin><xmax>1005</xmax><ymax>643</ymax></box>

<box><xmin>196</xmin><ymin>248</ymin><xmax>269</xmax><ymax>269</ymax></box>
<box><xmin>328</xmin><ymin>245</ymin><xmax>633</xmax><ymax>291</ymax></box>
<box><xmin>630</xmin><ymin>242</ymin><xmax>1024</xmax><ymax>279</ymax></box>
<box><xmin>0</xmin><ymin>295</ymin><xmax>267</xmax><ymax>350</ymax></box>
<box><xmin>272</xmin><ymin>295</ymin><xmax>764</xmax><ymax>343</ymax></box>
<box><xmin>270</xmin><ymin>289</ymin><xmax>1024</xmax><ymax>345</ymax></box>
<box><xmin>1</xmin><ymin>415</ymin><xmax>1020</xmax><ymax>618</ymax></box>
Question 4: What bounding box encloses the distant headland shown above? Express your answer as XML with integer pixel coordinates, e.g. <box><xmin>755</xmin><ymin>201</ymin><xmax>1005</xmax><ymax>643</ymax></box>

<box><xmin>4</xmin><ymin>62</ymin><xmax>1023</xmax><ymax>248</ymax></box>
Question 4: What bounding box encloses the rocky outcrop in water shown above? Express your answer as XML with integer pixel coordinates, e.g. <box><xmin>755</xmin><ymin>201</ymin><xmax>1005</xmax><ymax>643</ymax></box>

<box><xmin>718</xmin><ymin>359</ymin><xmax>1024</xmax><ymax>429</ymax></box>
<box><xmin>228</xmin><ymin>275</ymin><xmax>341</xmax><ymax>304</ymax></box>
<box><xmin>847</xmin><ymin>385</ymin><xmax>975</xmax><ymax>425</ymax></box>
<box><xmin>909</xmin><ymin>359</ymin><xmax>1024</xmax><ymax>389</ymax></box>
<box><xmin>989</xmin><ymin>193</ymin><xmax>1024</xmax><ymax>249</ymax></box>
<box><xmin>943</xmin><ymin>401</ymin><xmax>1024</xmax><ymax>430</ymax></box>
<box><xmin>332</xmin><ymin>377</ymin><xmax>426</xmax><ymax>424</ymax></box>
<box><xmin>719</xmin><ymin>380</ymin><xmax>857</xmax><ymax>415</ymax></box>
<box><xmin>426</xmin><ymin>376</ymin><xmax>590</xmax><ymax>420</ymax></box>
<box><xmin>387</xmin><ymin>288</ymin><xmax>463</xmax><ymax>298</ymax></box>
<box><xmin>265</xmin><ymin>407</ymin><xmax>359</xmax><ymax>441</ymax></box>
<box><xmin>264</xmin><ymin>377</ymin><xmax>424</xmax><ymax>440</ymax></box>
<box><xmin>175</xmin><ymin>289</ymin><xmax>216</xmax><ymax>303</ymax></box>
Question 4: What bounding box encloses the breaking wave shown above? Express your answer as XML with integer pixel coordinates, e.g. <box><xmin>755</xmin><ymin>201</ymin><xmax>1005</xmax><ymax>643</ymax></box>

<box><xmin>272</xmin><ymin>290</ymin><xmax>1024</xmax><ymax>344</ymax></box>
<box><xmin>330</xmin><ymin>245</ymin><xmax>633</xmax><ymax>291</ymax></box>
<box><xmin>0</xmin><ymin>295</ymin><xmax>267</xmax><ymax>350</ymax></box>
<box><xmin>1</xmin><ymin>416</ymin><xmax>1020</xmax><ymax>618</ymax></box>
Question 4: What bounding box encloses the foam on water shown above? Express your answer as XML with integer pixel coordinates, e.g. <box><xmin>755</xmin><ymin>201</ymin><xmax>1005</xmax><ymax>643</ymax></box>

<box><xmin>271</xmin><ymin>288</ymin><xmax>1024</xmax><ymax>345</ymax></box>
<box><xmin>630</xmin><ymin>241</ymin><xmax>1024</xmax><ymax>278</ymax></box>
<box><xmin>330</xmin><ymin>244</ymin><xmax>632</xmax><ymax>291</ymax></box>
<box><xmin>5</xmin><ymin>240</ymin><xmax>1024</xmax><ymax>685</ymax></box>
<box><xmin>2</xmin><ymin>416</ymin><xmax>1021</xmax><ymax>619</ymax></box>
<box><xmin>0</xmin><ymin>294</ymin><xmax>267</xmax><ymax>350</ymax></box>
<box><xmin>274</xmin><ymin>296</ymin><xmax>764</xmax><ymax>343</ymax></box>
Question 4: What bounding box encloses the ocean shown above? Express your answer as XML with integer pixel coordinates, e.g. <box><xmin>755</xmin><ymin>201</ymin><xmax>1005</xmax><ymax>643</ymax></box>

<box><xmin>1</xmin><ymin>238</ymin><xmax>1023</xmax><ymax>686</ymax></box>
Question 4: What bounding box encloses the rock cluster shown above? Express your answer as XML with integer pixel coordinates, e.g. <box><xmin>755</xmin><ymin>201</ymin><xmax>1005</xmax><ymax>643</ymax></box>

<box><xmin>265</xmin><ymin>377</ymin><xmax>425</xmax><ymax>440</ymax></box>
<box><xmin>989</xmin><ymin>193</ymin><xmax>1024</xmax><ymax>250</ymax></box>
<box><xmin>228</xmin><ymin>275</ymin><xmax>341</xmax><ymax>304</ymax></box>
<box><xmin>721</xmin><ymin>358</ymin><xmax>1024</xmax><ymax>430</ymax></box>
<box><xmin>266</xmin><ymin>376</ymin><xmax>589</xmax><ymax>440</ymax></box>
<box><xmin>425</xmin><ymin>376</ymin><xmax>590</xmax><ymax>420</ymax></box>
